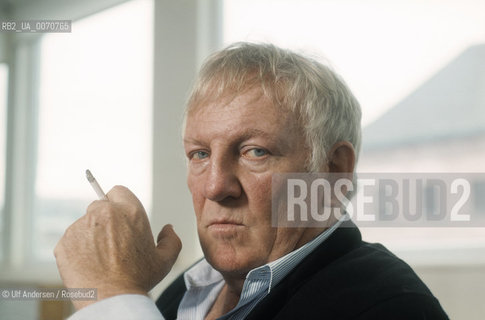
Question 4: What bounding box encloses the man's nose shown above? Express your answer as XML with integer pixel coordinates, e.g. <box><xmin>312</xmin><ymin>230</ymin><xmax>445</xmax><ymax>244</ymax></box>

<box><xmin>204</xmin><ymin>155</ymin><xmax>242</xmax><ymax>202</ymax></box>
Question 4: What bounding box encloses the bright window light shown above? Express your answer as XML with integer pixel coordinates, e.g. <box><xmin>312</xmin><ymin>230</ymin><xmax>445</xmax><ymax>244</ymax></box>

<box><xmin>223</xmin><ymin>0</ymin><xmax>485</xmax><ymax>126</ymax></box>
<box><xmin>223</xmin><ymin>0</ymin><xmax>485</xmax><ymax>256</ymax></box>
<box><xmin>34</xmin><ymin>0</ymin><xmax>153</xmax><ymax>261</ymax></box>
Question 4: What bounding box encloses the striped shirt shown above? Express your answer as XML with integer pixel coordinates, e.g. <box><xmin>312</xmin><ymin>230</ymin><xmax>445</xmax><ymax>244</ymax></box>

<box><xmin>177</xmin><ymin>218</ymin><xmax>343</xmax><ymax>320</ymax></box>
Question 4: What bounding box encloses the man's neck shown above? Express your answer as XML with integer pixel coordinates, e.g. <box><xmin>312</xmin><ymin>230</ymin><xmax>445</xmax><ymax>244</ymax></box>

<box><xmin>204</xmin><ymin>226</ymin><xmax>329</xmax><ymax>319</ymax></box>
<box><xmin>205</xmin><ymin>282</ymin><xmax>242</xmax><ymax>320</ymax></box>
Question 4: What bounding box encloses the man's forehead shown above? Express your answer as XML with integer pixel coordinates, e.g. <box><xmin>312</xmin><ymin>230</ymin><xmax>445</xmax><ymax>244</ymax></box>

<box><xmin>185</xmin><ymin>92</ymin><xmax>285</xmax><ymax>132</ymax></box>
<box><xmin>183</xmin><ymin>101</ymin><xmax>300</xmax><ymax>150</ymax></box>
<box><xmin>188</xmin><ymin>86</ymin><xmax>269</xmax><ymax>114</ymax></box>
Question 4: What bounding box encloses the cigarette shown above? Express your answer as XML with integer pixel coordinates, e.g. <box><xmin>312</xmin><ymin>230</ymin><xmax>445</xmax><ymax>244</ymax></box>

<box><xmin>85</xmin><ymin>169</ymin><xmax>108</xmax><ymax>200</ymax></box>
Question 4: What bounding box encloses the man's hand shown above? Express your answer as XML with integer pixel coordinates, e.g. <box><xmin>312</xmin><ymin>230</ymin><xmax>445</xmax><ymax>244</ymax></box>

<box><xmin>54</xmin><ymin>186</ymin><xmax>182</xmax><ymax>310</ymax></box>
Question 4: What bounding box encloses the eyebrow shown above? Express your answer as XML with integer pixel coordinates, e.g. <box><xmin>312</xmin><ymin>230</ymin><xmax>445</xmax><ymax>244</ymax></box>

<box><xmin>184</xmin><ymin>127</ymin><xmax>290</xmax><ymax>151</ymax></box>
<box><xmin>237</xmin><ymin>128</ymin><xmax>294</xmax><ymax>152</ymax></box>
<box><xmin>184</xmin><ymin>128</ymin><xmax>274</xmax><ymax>142</ymax></box>
<box><xmin>239</xmin><ymin>128</ymin><xmax>276</xmax><ymax>141</ymax></box>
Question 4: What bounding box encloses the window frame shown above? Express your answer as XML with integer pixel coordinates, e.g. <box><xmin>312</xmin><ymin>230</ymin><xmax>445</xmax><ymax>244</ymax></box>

<box><xmin>1</xmin><ymin>33</ymin><xmax>48</xmax><ymax>281</ymax></box>
<box><xmin>0</xmin><ymin>0</ymin><xmax>222</xmax><ymax>285</ymax></box>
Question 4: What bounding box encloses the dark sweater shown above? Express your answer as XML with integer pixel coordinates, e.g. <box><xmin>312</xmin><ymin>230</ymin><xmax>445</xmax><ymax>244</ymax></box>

<box><xmin>157</xmin><ymin>220</ymin><xmax>449</xmax><ymax>319</ymax></box>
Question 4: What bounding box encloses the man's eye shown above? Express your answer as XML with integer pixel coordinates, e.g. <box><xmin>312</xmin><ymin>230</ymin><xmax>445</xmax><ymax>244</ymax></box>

<box><xmin>246</xmin><ymin>148</ymin><xmax>268</xmax><ymax>158</ymax></box>
<box><xmin>192</xmin><ymin>151</ymin><xmax>209</xmax><ymax>160</ymax></box>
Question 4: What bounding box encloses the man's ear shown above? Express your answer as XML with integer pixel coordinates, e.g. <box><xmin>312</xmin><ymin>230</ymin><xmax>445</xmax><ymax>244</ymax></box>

<box><xmin>326</xmin><ymin>141</ymin><xmax>356</xmax><ymax>173</ymax></box>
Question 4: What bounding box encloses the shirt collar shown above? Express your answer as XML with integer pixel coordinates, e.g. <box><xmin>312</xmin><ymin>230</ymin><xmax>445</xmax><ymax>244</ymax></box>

<box><xmin>251</xmin><ymin>216</ymin><xmax>344</xmax><ymax>293</ymax></box>
<box><xmin>184</xmin><ymin>258</ymin><xmax>223</xmax><ymax>290</ymax></box>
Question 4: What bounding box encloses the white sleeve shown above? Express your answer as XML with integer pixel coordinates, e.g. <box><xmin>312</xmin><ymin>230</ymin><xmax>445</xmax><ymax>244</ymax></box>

<box><xmin>67</xmin><ymin>294</ymin><xmax>165</xmax><ymax>320</ymax></box>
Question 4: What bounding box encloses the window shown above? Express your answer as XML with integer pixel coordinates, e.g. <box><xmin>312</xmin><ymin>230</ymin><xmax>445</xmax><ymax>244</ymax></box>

<box><xmin>33</xmin><ymin>0</ymin><xmax>153</xmax><ymax>261</ymax></box>
<box><xmin>223</xmin><ymin>0</ymin><xmax>485</xmax><ymax>252</ymax></box>
<box><xmin>0</xmin><ymin>63</ymin><xmax>8</xmax><ymax>261</ymax></box>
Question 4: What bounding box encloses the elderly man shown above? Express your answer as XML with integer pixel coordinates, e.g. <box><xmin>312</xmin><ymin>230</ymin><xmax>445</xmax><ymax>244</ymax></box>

<box><xmin>55</xmin><ymin>43</ymin><xmax>448</xmax><ymax>319</ymax></box>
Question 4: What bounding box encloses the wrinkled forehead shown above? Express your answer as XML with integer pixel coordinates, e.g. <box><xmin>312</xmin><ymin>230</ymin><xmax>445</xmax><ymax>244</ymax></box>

<box><xmin>182</xmin><ymin>91</ymin><xmax>306</xmax><ymax>151</ymax></box>
<box><xmin>182</xmin><ymin>66</ymin><xmax>310</xmax><ymax>143</ymax></box>
<box><xmin>183</xmin><ymin>86</ymin><xmax>306</xmax><ymax>155</ymax></box>
<box><xmin>184</xmin><ymin>76</ymin><xmax>298</xmax><ymax>131</ymax></box>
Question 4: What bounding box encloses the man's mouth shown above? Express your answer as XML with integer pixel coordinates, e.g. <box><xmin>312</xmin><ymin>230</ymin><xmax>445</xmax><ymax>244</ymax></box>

<box><xmin>207</xmin><ymin>220</ymin><xmax>245</xmax><ymax>233</ymax></box>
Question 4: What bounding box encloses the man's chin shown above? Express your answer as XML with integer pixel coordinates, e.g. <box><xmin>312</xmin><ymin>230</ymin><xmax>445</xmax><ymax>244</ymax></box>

<box><xmin>210</xmin><ymin>260</ymin><xmax>253</xmax><ymax>279</ymax></box>
<box><xmin>203</xmin><ymin>249</ymin><xmax>258</xmax><ymax>278</ymax></box>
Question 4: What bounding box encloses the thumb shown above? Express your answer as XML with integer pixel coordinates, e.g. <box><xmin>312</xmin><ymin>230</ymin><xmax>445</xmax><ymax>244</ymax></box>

<box><xmin>156</xmin><ymin>224</ymin><xmax>182</xmax><ymax>264</ymax></box>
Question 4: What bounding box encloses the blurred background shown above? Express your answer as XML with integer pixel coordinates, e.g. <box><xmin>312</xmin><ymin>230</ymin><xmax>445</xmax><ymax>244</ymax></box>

<box><xmin>0</xmin><ymin>0</ymin><xmax>484</xmax><ymax>319</ymax></box>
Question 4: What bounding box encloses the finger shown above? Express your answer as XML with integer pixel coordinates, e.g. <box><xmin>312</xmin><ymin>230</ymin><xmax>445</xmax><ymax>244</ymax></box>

<box><xmin>156</xmin><ymin>224</ymin><xmax>173</xmax><ymax>243</ymax></box>
<box><xmin>156</xmin><ymin>224</ymin><xmax>182</xmax><ymax>261</ymax></box>
<box><xmin>86</xmin><ymin>199</ymin><xmax>109</xmax><ymax>213</ymax></box>
<box><xmin>85</xmin><ymin>200</ymin><xmax>116</xmax><ymax>227</ymax></box>
<box><xmin>106</xmin><ymin>185</ymin><xmax>143</xmax><ymax>207</ymax></box>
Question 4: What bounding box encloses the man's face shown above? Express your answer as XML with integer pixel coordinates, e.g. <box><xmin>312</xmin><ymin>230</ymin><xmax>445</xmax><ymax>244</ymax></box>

<box><xmin>184</xmin><ymin>87</ymin><xmax>312</xmax><ymax>276</ymax></box>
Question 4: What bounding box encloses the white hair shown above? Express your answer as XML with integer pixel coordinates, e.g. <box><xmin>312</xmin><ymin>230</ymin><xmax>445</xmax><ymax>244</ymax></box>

<box><xmin>184</xmin><ymin>42</ymin><xmax>362</xmax><ymax>172</ymax></box>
